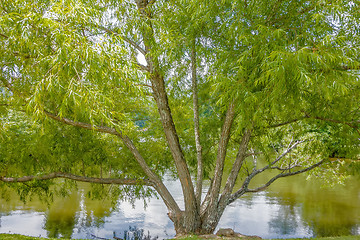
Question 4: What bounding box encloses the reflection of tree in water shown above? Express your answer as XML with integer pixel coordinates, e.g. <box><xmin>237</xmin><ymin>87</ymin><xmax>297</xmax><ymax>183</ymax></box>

<box><xmin>266</xmin><ymin>175</ymin><xmax>360</xmax><ymax>238</ymax></box>
<box><xmin>44</xmin><ymin>196</ymin><xmax>79</xmax><ymax>238</ymax></box>
<box><xmin>80</xmin><ymin>197</ymin><xmax>112</xmax><ymax>229</ymax></box>
<box><xmin>269</xmin><ymin>194</ymin><xmax>298</xmax><ymax>235</ymax></box>
<box><xmin>302</xmin><ymin>193</ymin><xmax>359</xmax><ymax>237</ymax></box>
<box><xmin>268</xmin><ymin>202</ymin><xmax>299</xmax><ymax>235</ymax></box>
<box><xmin>43</xmin><ymin>189</ymin><xmax>113</xmax><ymax>238</ymax></box>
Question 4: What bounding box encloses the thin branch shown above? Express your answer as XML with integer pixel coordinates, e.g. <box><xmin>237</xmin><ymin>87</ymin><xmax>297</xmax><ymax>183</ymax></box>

<box><xmin>244</xmin><ymin>151</ymin><xmax>263</xmax><ymax>157</ymax></box>
<box><xmin>1</xmin><ymin>172</ymin><xmax>154</xmax><ymax>186</ymax></box>
<box><xmin>227</xmin><ymin>139</ymin><xmax>307</xmax><ymax>203</ymax></box>
<box><xmin>135</xmin><ymin>83</ymin><xmax>152</xmax><ymax>88</ymax></box>
<box><xmin>0</xmin><ymin>78</ymin><xmax>13</xmax><ymax>92</ymax></box>
<box><xmin>229</xmin><ymin>159</ymin><xmax>326</xmax><ymax>203</ymax></box>
<box><xmin>265</xmin><ymin>0</ymin><xmax>282</xmax><ymax>24</ymax></box>
<box><xmin>245</xmin><ymin>159</ymin><xmax>326</xmax><ymax>193</ymax></box>
<box><xmin>0</xmin><ymin>32</ymin><xmax>9</xmax><ymax>39</ymax></box>
<box><xmin>12</xmin><ymin>51</ymin><xmax>37</xmax><ymax>59</ymax></box>
<box><xmin>130</xmin><ymin>53</ymin><xmax>149</xmax><ymax>73</ymax></box>
<box><xmin>98</xmin><ymin>25</ymin><xmax>146</xmax><ymax>56</ymax></box>
<box><xmin>138</xmin><ymin>63</ymin><xmax>150</xmax><ymax>72</ymax></box>
<box><xmin>44</xmin><ymin>110</ymin><xmax>122</xmax><ymax>136</ymax></box>
<box><xmin>269</xmin><ymin>140</ymin><xmax>306</xmax><ymax>167</ymax></box>
<box><xmin>339</xmin><ymin>65</ymin><xmax>360</xmax><ymax>71</ymax></box>
<box><xmin>0</xmin><ymin>75</ymin><xmax>25</xmax><ymax>97</ymax></box>
<box><xmin>267</xmin><ymin>3</ymin><xmax>319</xmax><ymax>26</ymax></box>
<box><xmin>266</xmin><ymin>117</ymin><xmax>305</xmax><ymax>128</ymax></box>
<box><xmin>270</xmin><ymin>164</ymin><xmax>301</xmax><ymax>171</ymax></box>
<box><xmin>305</xmin><ymin>113</ymin><xmax>360</xmax><ymax>136</ymax></box>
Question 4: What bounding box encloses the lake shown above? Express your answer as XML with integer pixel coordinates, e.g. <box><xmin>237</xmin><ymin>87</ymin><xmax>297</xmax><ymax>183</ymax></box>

<box><xmin>0</xmin><ymin>173</ymin><xmax>360</xmax><ymax>239</ymax></box>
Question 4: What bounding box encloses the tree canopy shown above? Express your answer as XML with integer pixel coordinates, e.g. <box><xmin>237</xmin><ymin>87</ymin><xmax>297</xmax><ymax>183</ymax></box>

<box><xmin>1</xmin><ymin>0</ymin><xmax>359</xmax><ymax>235</ymax></box>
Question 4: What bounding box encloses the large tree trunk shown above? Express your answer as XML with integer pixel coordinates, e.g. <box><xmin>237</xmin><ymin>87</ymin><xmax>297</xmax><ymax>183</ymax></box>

<box><xmin>172</xmin><ymin>212</ymin><xmax>222</xmax><ymax>236</ymax></box>
<box><xmin>151</xmin><ymin>74</ymin><xmax>200</xmax><ymax>233</ymax></box>
<box><xmin>135</xmin><ymin>0</ymin><xmax>200</xmax><ymax>233</ymax></box>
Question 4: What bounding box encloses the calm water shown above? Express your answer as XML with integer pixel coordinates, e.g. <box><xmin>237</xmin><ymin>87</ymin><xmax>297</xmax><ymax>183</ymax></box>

<box><xmin>0</xmin><ymin>174</ymin><xmax>360</xmax><ymax>239</ymax></box>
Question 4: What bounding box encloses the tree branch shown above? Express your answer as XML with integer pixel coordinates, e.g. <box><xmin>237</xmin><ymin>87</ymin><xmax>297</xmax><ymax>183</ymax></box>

<box><xmin>191</xmin><ymin>38</ymin><xmax>203</xmax><ymax>207</ymax></box>
<box><xmin>267</xmin><ymin>3</ymin><xmax>319</xmax><ymax>26</ymax></box>
<box><xmin>135</xmin><ymin>0</ymin><xmax>200</xmax><ymax>227</ymax></box>
<box><xmin>200</xmin><ymin>102</ymin><xmax>235</xmax><ymax>214</ymax></box>
<box><xmin>218</xmin><ymin>129</ymin><xmax>252</xmax><ymax>207</ymax></box>
<box><xmin>246</xmin><ymin>159</ymin><xmax>326</xmax><ymax>193</ymax></box>
<box><xmin>227</xmin><ymin>139</ymin><xmax>306</xmax><ymax>203</ymax></box>
<box><xmin>1</xmin><ymin>172</ymin><xmax>154</xmax><ymax>186</ymax></box>
<box><xmin>305</xmin><ymin>113</ymin><xmax>360</xmax><ymax>136</ymax></box>
<box><xmin>265</xmin><ymin>113</ymin><xmax>360</xmax><ymax>136</ymax></box>
<box><xmin>265</xmin><ymin>0</ymin><xmax>282</xmax><ymax>24</ymax></box>
<box><xmin>0</xmin><ymin>75</ymin><xmax>26</xmax><ymax>98</ymax></box>
<box><xmin>98</xmin><ymin>25</ymin><xmax>147</xmax><ymax>56</ymax></box>
<box><xmin>44</xmin><ymin>110</ymin><xmax>122</xmax><ymax>136</ymax></box>
<box><xmin>229</xmin><ymin>159</ymin><xmax>326</xmax><ymax>203</ymax></box>
<box><xmin>138</xmin><ymin>63</ymin><xmax>150</xmax><ymax>72</ymax></box>
<box><xmin>43</xmin><ymin>110</ymin><xmax>181</xmax><ymax>215</ymax></box>
<box><xmin>0</xmin><ymin>75</ymin><xmax>13</xmax><ymax>91</ymax></box>
<box><xmin>270</xmin><ymin>164</ymin><xmax>301</xmax><ymax>171</ymax></box>
<box><xmin>244</xmin><ymin>151</ymin><xmax>263</xmax><ymax>157</ymax></box>
<box><xmin>266</xmin><ymin>117</ymin><xmax>306</xmax><ymax>128</ymax></box>
<box><xmin>0</xmin><ymin>32</ymin><xmax>9</xmax><ymax>39</ymax></box>
<box><xmin>339</xmin><ymin>64</ymin><xmax>360</xmax><ymax>70</ymax></box>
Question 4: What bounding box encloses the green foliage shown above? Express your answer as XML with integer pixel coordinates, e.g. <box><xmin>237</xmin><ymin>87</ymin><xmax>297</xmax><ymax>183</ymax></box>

<box><xmin>0</xmin><ymin>110</ymin><xmax>157</xmax><ymax>203</ymax></box>
<box><xmin>0</xmin><ymin>0</ymin><xmax>359</xmax><ymax>206</ymax></box>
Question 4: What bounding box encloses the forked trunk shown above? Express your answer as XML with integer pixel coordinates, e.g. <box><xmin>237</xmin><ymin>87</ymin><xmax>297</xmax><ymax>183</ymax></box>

<box><xmin>171</xmin><ymin>206</ymin><xmax>226</xmax><ymax>236</ymax></box>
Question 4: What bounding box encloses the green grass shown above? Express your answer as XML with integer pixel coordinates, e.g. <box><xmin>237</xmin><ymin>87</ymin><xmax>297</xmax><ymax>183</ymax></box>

<box><xmin>0</xmin><ymin>234</ymin><xmax>359</xmax><ymax>240</ymax></box>
<box><xmin>175</xmin><ymin>236</ymin><xmax>360</xmax><ymax>240</ymax></box>
<box><xmin>0</xmin><ymin>234</ymin><xmax>52</xmax><ymax>240</ymax></box>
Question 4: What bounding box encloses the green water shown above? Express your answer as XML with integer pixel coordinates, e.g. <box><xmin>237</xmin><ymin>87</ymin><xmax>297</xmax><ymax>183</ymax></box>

<box><xmin>266</xmin><ymin>175</ymin><xmax>360</xmax><ymax>237</ymax></box>
<box><xmin>0</xmin><ymin>173</ymin><xmax>359</xmax><ymax>239</ymax></box>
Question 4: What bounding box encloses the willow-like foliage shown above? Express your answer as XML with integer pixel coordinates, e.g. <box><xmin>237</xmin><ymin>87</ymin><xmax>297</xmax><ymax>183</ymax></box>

<box><xmin>0</xmin><ymin>0</ymin><xmax>359</xmax><ymax>235</ymax></box>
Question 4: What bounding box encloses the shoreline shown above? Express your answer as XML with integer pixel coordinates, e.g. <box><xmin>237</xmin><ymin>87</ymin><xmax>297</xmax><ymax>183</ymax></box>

<box><xmin>0</xmin><ymin>233</ymin><xmax>359</xmax><ymax>240</ymax></box>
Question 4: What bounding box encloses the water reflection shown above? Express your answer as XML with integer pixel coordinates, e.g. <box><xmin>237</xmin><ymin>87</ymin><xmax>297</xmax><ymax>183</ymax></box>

<box><xmin>265</xmin><ymin>175</ymin><xmax>360</xmax><ymax>238</ymax></box>
<box><xmin>44</xmin><ymin>194</ymin><xmax>79</xmax><ymax>238</ymax></box>
<box><xmin>268</xmin><ymin>203</ymin><xmax>301</xmax><ymax>236</ymax></box>
<box><xmin>0</xmin><ymin>175</ymin><xmax>360</xmax><ymax>239</ymax></box>
<box><xmin>218</xmin><ymin>193</ymin><xmax>312</xmax><ymax>239</ymax></box>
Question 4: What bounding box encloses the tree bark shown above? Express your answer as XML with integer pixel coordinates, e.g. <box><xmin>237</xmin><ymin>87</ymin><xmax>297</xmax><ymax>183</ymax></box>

<box><xmin>200</xmin><ymin>129</ymin><xmax>253</xmax><ymax>232</ymax></box>
<box><xmin>200</xmin><ymin>102</ymin><xmax>236</xmax><ymax>232</ymax></box>
<box><xmin>135</xmin><ymin>0</ymin><xmax>199</xmax><ymax>233</ymax></box>
<box><xmin>0</xmin><ymin>172</ymin><xmax>153</xmax><ymax>186</ymax></box>
<box><xmin>219</xmin><ymin>129</ymin><xmax>252</xmax><ymax>205</ymax></box>
<box><xmin>191</xmin><ymin>39</ymin><xmax>203</xmax><ymax>208</ymax></box>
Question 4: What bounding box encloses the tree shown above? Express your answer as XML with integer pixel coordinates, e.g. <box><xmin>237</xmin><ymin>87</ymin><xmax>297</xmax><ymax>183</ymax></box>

<box><xmin>1</xmin><ymin>0</ymin><xmax>359</xmax><ymax>235</ymax></box>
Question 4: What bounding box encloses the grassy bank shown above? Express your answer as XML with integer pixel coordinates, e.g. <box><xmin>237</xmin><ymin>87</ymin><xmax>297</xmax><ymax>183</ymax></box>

<box><xmin>0</xmin><ymin>233</ymin><xmax>359</xmax><ymax>240</ymax></box>
<box><xmin>175</xmin><ymin>236</ymin><xmax>359</xmax><ymax>240</ymax></box>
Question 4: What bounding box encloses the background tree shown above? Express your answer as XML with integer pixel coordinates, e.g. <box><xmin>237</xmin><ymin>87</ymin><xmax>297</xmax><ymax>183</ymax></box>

<box><xmin>1</xmin><ymin>0</ymin><xmax>359</xmax><ymax>235</ymax></box>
